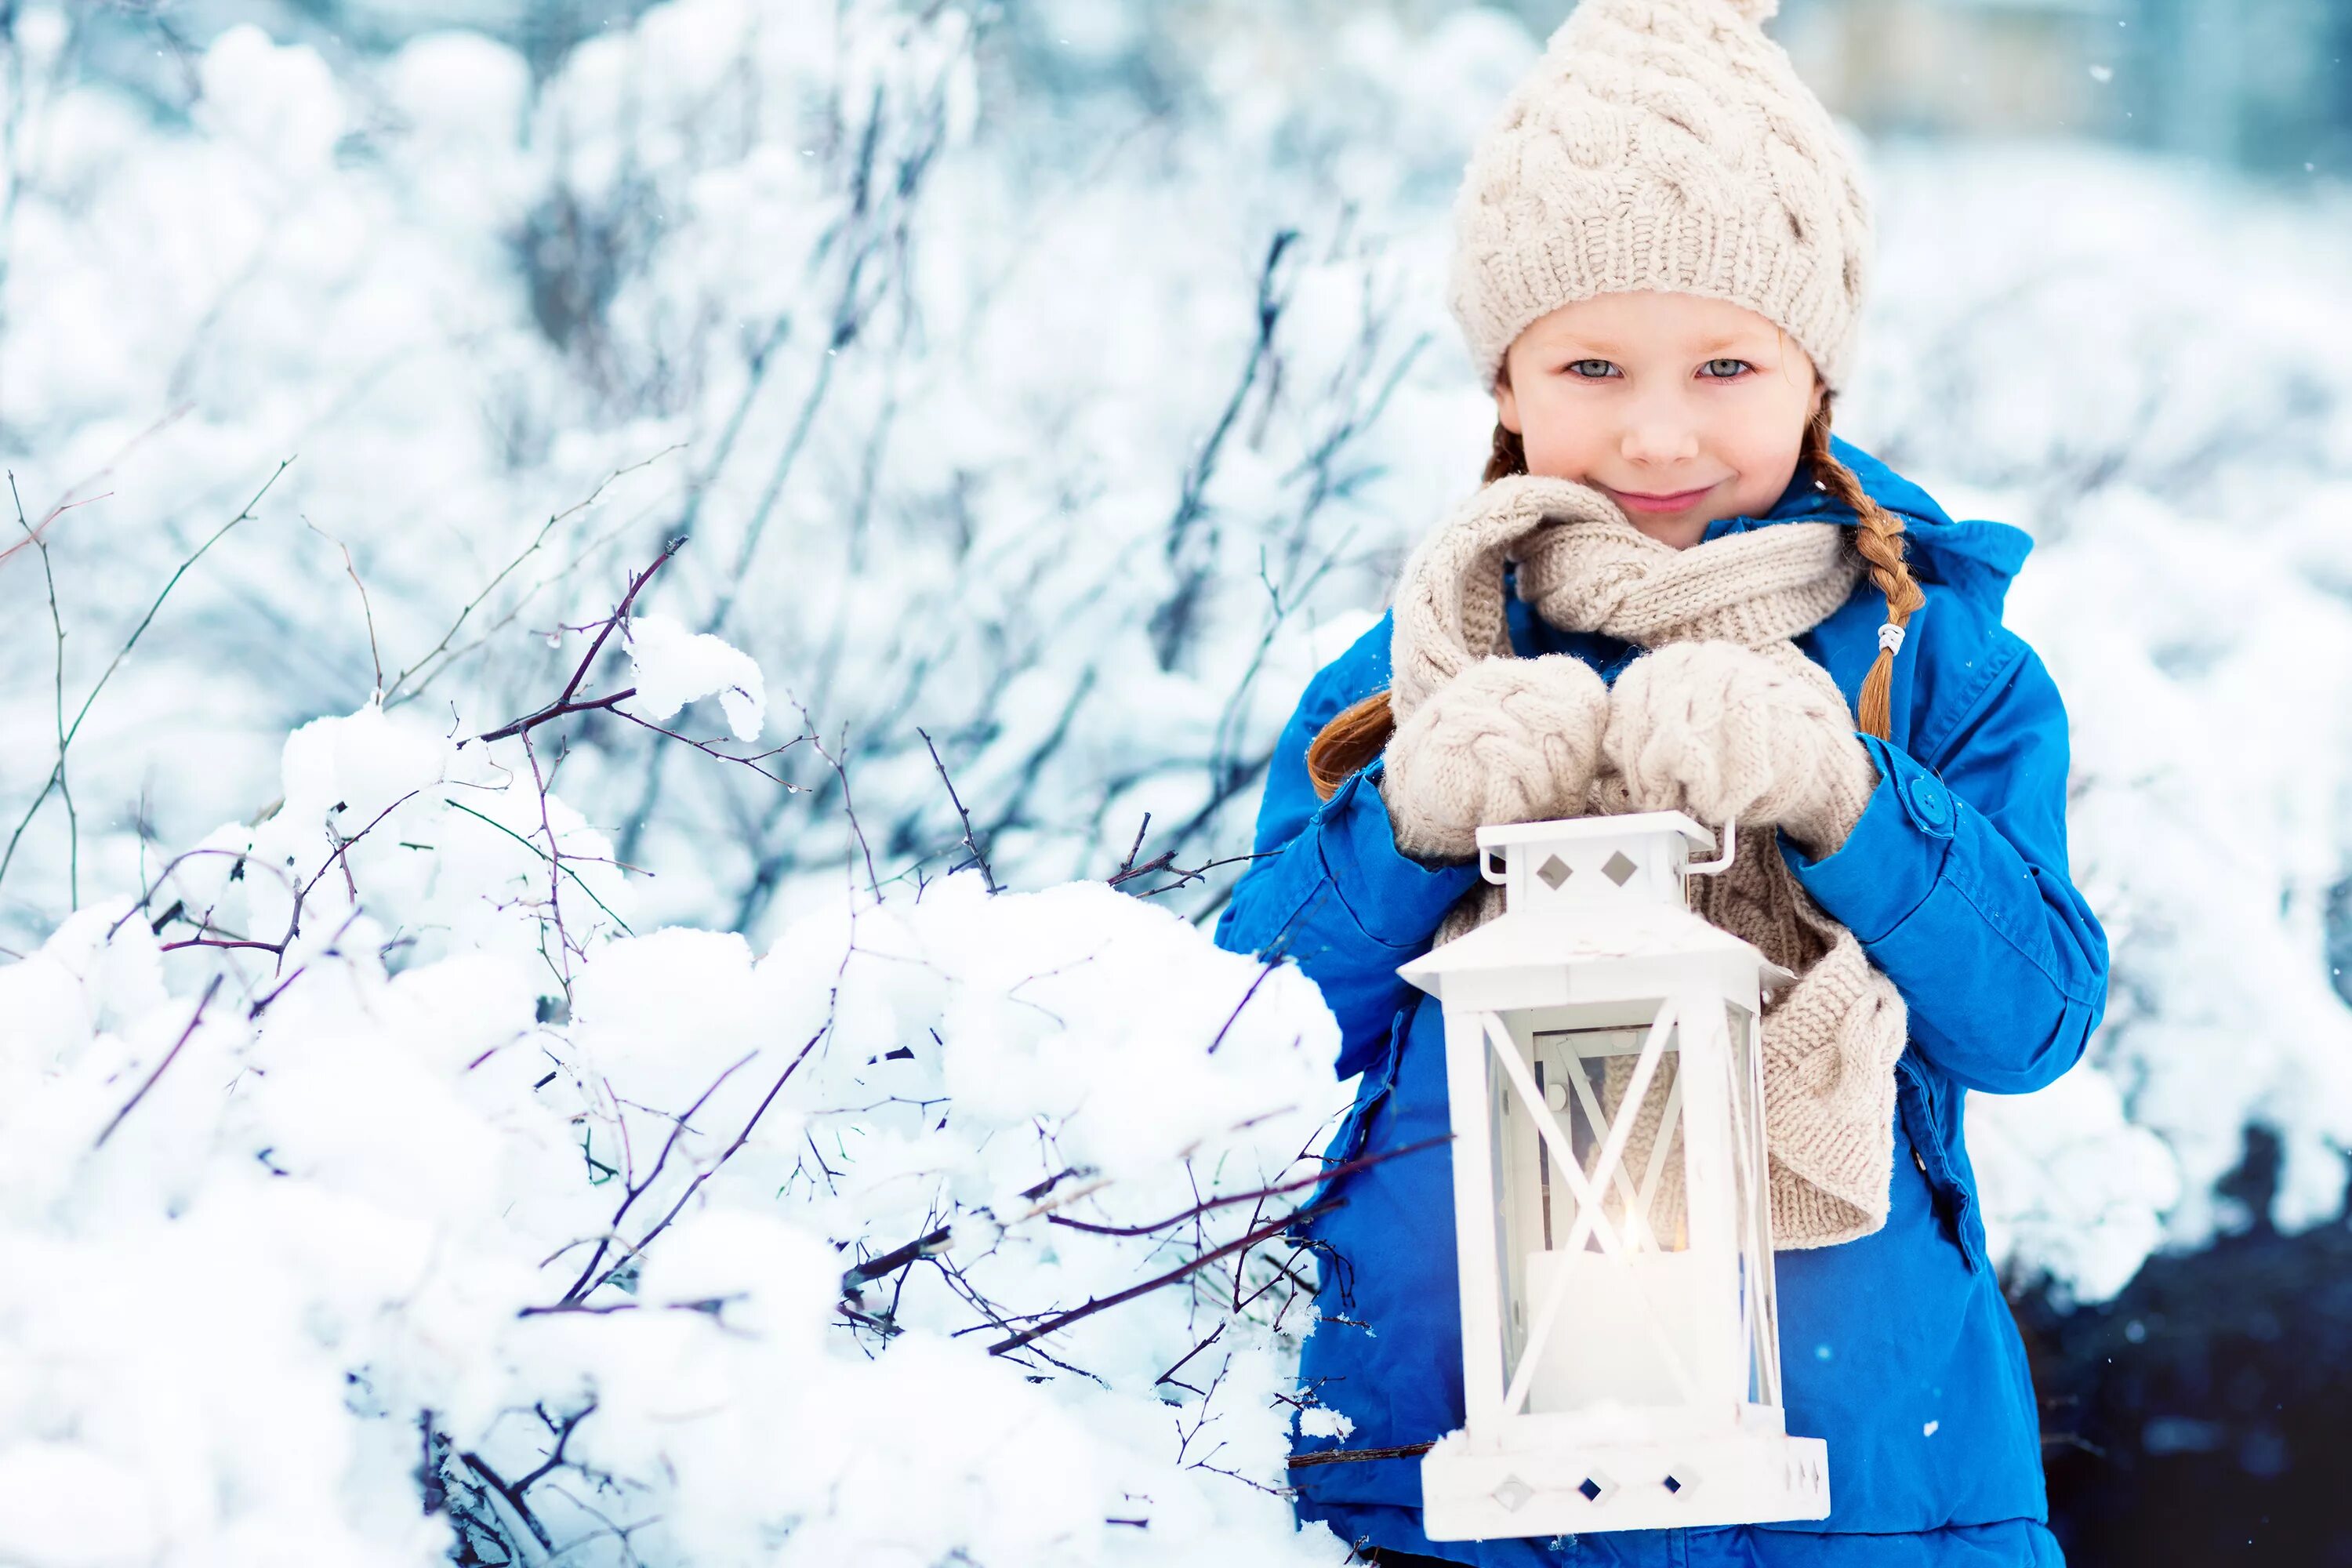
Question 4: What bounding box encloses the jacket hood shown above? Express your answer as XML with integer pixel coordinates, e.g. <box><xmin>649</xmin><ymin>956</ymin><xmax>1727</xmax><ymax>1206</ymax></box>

<box><xmin>1708</xmin><ymin>436</ymin><xmax>2034</xmax><ymax>618</ymax></box>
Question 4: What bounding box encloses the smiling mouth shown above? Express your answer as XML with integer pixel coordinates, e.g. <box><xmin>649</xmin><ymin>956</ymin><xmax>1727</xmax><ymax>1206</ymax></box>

<box><xmin>1602</xmin><ymin>481</ymin><xmax>1720</xmax><ymax>513</ymax></box>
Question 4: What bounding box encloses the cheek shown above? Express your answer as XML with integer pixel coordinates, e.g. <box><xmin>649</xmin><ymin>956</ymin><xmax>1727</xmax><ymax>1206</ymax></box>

<box><xmin>1723</xmin><ymin>426</ymin><xmax>1805</xmax><ymax>506</ymax></box>
<box><xmin>1513</xmin><ymin>384</ymin><xmax>1610</xmax><ymax>479</ymax></box>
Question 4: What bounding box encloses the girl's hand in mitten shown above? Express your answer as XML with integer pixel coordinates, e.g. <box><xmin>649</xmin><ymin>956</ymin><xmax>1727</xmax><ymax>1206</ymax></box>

<box><xmin>1379</xmin><ymin>653</ymin><xmax>1610</xmax><ymax>865</ymax></box>
<box><xmin>1600</xmin><ymin>641</ymin><xmax>1877</xmax><ymax>857</ymax></box>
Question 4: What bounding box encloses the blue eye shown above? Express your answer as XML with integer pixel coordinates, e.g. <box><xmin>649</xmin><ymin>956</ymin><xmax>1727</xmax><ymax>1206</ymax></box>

<box><xmin>1700</xmin><ymin>358</ymin><xmax>1753</xmax><ymax>379</ymax></box>
<box><xmin>1566</xmin><ymin>359</ymin><xmax>1621</xmax><ymax>379</ymax></box>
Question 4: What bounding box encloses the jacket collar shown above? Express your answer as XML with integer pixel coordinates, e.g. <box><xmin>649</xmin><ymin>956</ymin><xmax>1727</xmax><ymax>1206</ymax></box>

<box><xmin>1705</xmin><ymin>436</ymin><xmax>2034</xmax><ymax>617</ymax></box>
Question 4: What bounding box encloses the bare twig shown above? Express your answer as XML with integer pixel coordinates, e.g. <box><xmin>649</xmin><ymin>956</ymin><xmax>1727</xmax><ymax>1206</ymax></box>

<box><xmin>94</xmin><ymin>974</ymin><xmax>223</xmax><ymax>1149</ymax></box>
<box><xmin>441</xmin><ymin>797</ymin><xmax>636</xmax><ymax>938</ymax></box>
<box><xmin>603</xmin><ymin>707</ymin><xmax>807</xmax><ymax>787</ymax></box>
<box><xmin>1047</xmin><ymin>1134</ymin><xmax>1448</xmax><ymax>1240</ymax></box>
<box><xmin>1207</xmin><ymin>957</ymin><xmax>1282</xmax><ymax>1054</ymax></box>
<box><xmin>556</xmin><ymin>1050</ymin><xmax>757</xmax><ymax>1305</ymax></box>
<box><xmin>565</xmin><ymin>1025</ymin><xmax>831</xmax><ymax>1305</ymax></box>
<box><xmin>0</xmin><ymin>405</ymin><xmax>186</xmax><ymax>568</ymax></box>
<box><xmin>305</xmin><ymin>516</ymin><xmax>383</xmax><ymax>695</ymax></box>
<box><xmin>1154</xmin><ymin>1322</ymin><xmax>1225</xmax><ymax>1388</ymax></box>
<box><xmin>917</xmin><ymin>726</ymin><xmax>997</xmax><ymax>894</ymax></box>
<box><xmin>1</xmin><ymin>459</ymin><xmax>289</xmax><ymax>898</ymax></box>
<box><xmin>1285</xmin><ymin>1441</ymin><xmax>1436</xmax><ymax>1470</ymax></box>
<box><xmin>10</xmin><ymin>471</ymin><xmax>76</xmax><ymax>904</ymax></box>
<box><xmin>470</xmin><ymin>533</ymin><xmax>683</xmax><ymax>747</ymax></box>
<box><xmin>457</xmin><ymin>1451</ymin><xmax>554</xmax><ymax>1553</ymax></box>
<box><xmin>512</xmin><ymin>1401</ymin><xmax>599</xmax><ymax>1496</ymax></box>
<box><xmin>988</xmin><ymin>1193</ymin><xmax>1342</xmax><ymax>1357</ymax></box>
<box><xmin>293</xmin><ymin>790</ymin><xmax>420</xmax><ymax>914</ymax></box>
<box><xmin>794</xmin><ymin>704</ymin><xmax>879</xmax><ymax>906</ymax></box>
<box><xmin>382</xmin><ymin>446</ymin><xmax>681</xmax><ymax>708</ymax></box>
<box><xmin>840</xmin><ymin>1224</ymin><xmax>955</xmax><ymax>1295</ymax></box>
<box><xmin>478</xmin><ymin>687</ymin><xmax>637</xmax><ymax>746</ymax></box>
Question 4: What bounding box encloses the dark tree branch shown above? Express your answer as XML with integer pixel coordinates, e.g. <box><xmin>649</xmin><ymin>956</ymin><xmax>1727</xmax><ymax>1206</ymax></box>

<box><xmin>478</xmin><ymin>687</ymin><xmax>636</xmax><ymax>744</ymax></box>
<box><xmin>841</xmin><ymin>1224</ymin><xmax>953</xmax><ymax>1294</ymax></box>
<box><xmin>988</xmin><ymin>1193</ymin><xmax>1341</xmax><ymax>1357</ymax></box>
<box><xmin>1047</xmin><ymin>1134</ymin><xmax>1448</xmax><ymax>1240</ymax></box>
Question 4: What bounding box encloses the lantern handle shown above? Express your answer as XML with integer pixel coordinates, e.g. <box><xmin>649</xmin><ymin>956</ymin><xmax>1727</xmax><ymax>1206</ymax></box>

<box><xmin>1685</xmin><ymin>818</ymin><xmax>1738</xmax><ymax>877</ymax></box>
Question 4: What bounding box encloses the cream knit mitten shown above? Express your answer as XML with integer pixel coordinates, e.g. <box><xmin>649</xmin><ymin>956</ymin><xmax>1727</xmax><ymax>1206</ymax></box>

<box><xmin>1381</xmin><ymin>653</ymin><xmax>1610</xmax><ymax>866</ymax></box>
<box><xmin>1601</xmin><ymin>641</ymin><xmax>1878</xmax><ymax>858</ymax></box>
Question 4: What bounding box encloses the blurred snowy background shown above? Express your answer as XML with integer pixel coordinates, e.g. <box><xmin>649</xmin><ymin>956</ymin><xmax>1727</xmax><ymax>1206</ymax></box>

<box><xmin>2</xmin><ymin>0</ymin><xmax>2350</xmax><ymax>1562</ymax></box>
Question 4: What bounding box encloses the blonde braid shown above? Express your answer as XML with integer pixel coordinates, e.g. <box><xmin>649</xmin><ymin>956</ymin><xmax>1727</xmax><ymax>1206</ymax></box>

<box><xmin>1802</xmin><ymin>401</ymin><xmax>1922</xmax><ymax>741</ymax></box>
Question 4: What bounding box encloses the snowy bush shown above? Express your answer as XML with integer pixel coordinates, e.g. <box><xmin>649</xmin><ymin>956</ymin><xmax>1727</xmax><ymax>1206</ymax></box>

<box><xmin>0</xmin><ymin>0</ymin><xmax>1479</xmax><ymax>948</ymax></box>
<box><xmin>1857</xmin><ymin>144</ymin><xmax>2352</xmax><ymax>1297</ymax></box>
<box><xmin>0</xmin><ymin>604</ymin><xmax>1368</xmax><ymax>1563</ymax></box>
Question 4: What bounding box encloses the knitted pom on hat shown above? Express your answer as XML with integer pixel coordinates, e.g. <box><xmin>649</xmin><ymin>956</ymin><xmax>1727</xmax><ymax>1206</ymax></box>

<box><xmin>1448</xmin><ymin>0</ymin><xmax>1870</xmax><ymax>387</ymax></box>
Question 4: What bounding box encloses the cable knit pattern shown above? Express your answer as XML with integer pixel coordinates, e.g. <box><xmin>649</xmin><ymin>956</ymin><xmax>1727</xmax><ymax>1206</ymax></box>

<box><xmin>1517</xmin><ymin>510</ymin><xmax>1864</xmax><ymax>650</ymax></box>
<box><xmin>1388</xmin><ymin>475</ymin><xmax>1629</xmax><ymax>724</ymax></box>
<box><xmin>1382</xmin><ymin>655</ymin><xmax>1610</xmax><ymax>864</ymax></box>
<box><xmin>1390</xmin><ymin>485</ymin><xmax>1907</xmax><ymax>1249</ymax></box>
<box><xmin>1447</xmin><ymin>0</ymin><xmax>1871</xmax><ymax>389</ymax></box>
<box><xmin>1604</xmin><ymin>639</ymin><xmax>1877</xmax><ymax>856</ymax></box>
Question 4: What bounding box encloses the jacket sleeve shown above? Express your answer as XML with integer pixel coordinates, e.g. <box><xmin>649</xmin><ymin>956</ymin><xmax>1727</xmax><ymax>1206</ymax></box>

<box><xmin>1212</xmin><ymin>636</ymin><xmax>1481</xmax><ymax>1081</ymax></box>
<box><xmin>1784</xmin><ymin>633</ymin><xmax>2110</xmax><ymax>1095</ymax></box>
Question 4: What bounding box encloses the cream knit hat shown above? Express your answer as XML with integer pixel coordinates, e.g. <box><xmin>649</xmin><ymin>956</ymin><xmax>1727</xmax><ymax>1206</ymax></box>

<box><xmin>1448</xmin><ymin>0</ymin><xmax>1872</xmax><ymax>390</ymax></box>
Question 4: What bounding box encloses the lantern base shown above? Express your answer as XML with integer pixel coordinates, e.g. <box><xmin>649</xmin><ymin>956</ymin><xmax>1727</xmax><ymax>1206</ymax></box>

<box><xmin>1419</xmin><ymin>1425</ymin><xmax>1830</xmax><ymax>1539</ymax></box>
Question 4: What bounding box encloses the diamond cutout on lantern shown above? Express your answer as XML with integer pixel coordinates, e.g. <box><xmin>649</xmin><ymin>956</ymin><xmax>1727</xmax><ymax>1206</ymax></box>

<box><xmin>1662</xmin><ymin>1475</ymin><xmax>1683</xmax><ymax>1494</ymax></box>
<box><xmin>1491</xmin><ymin>1475</ymin><xmax>1534</xmax><ymax>1513</ymax></box>
<box><xmin>1537</xmin><ymin>854</ymin><xmax>1573</xmax><ymax>890</ymax></box>
<box><xmin>1602</xmin><ymin>850</ymin><xmax>1639</xmax><ymax>886</ymax></box>
<box><xmin>1575</xmin><ymin>1471</ymin><xmax>1619</xmax><ymax>1504</ymax></box>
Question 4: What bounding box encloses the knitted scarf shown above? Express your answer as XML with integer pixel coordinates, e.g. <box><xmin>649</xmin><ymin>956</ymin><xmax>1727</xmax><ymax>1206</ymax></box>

<box><xmin>1389</xmin><ymin>481</ymin><xmax>1908</xmax><ymax>1250</ymax></box>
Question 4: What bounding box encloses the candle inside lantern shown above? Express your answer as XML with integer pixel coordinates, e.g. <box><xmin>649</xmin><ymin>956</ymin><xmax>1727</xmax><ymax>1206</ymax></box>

<box><xmin>1522</xmin><ymin>1248</ymin><xmax>1713</xmax><ymax>1414</ymax></box>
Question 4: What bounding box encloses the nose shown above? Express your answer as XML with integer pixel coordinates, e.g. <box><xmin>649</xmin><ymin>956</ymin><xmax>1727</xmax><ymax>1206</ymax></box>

<box><xmin>1618</xmin><ymin>413</ymin><xmax>1700</xmax><ymax>469</ymax></box>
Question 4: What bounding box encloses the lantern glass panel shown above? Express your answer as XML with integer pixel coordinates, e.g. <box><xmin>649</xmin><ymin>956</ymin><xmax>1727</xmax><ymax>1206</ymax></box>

<box><xmin>1481</xmin><ymin>996</ymin><xmax>1748</xmax><ymax>1425</ymax></box>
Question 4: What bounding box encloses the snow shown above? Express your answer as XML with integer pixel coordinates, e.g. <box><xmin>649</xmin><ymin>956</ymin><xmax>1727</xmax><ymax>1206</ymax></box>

<box><xmin>622</xmin><ymin>614</ymin><xmax>767</xmax><ymax>741</ymax></box>
<box><xmin>0</xmin><ymin>699</ymin><xmax>1359</xmax><ymax>1563</ymax></box>
<box><xmin>1299</xmin><ymin>1406</ymin><xmax>1356</xmax><ymax>1440</ymax></box>
<box><xmin>1855</xmin><ymin>141</ymin><xmax>2352</xmax><ymax>1292</ymax></box>
<box><xmin>2</xmin><ymin>1</ymin><xmax>2352</xmax><ymax>1555</ymax></box>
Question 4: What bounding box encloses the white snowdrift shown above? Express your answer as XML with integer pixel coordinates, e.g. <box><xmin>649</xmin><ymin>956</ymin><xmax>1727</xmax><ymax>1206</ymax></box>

<box><xmin>0</xmin><ymin>700</ymin><xmax>1359</xmax><ymax>1566</ymax></box>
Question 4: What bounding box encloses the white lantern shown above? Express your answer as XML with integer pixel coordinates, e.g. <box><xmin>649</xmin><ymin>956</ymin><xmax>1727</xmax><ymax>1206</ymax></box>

<box><xmin>1399</xmin><ymin>811</ymin><xmax>1829</xmax><ymax>1539</ymax></box>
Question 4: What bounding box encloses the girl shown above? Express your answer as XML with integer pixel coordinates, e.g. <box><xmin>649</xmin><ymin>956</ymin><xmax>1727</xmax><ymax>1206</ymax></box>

<box><xmin>1212</xmin><ymin>2</ymin><xmax>2109</xmax><ymax>1565</ymax></box>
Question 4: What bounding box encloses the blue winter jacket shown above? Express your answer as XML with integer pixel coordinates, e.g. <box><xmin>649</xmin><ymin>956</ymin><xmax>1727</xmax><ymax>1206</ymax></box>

<box><xmin>1212</xmin><ymin>439</ymin><xmax>2109</xmax><ymax>1566</ymax></box>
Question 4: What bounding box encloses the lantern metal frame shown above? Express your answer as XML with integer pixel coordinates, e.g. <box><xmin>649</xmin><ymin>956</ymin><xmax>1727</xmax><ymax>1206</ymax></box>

<box><xmin>1398</xmin><ymin>811</ymin><xmax>1831</xmax><ymax>1540</ymax></box>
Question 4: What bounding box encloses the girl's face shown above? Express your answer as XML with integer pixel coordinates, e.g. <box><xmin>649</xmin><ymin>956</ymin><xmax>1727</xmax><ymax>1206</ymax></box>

<box><xmin>1495</xmin><ymin>290</ymin><xmax>1824</xmax><ymax>550</ymax></box>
